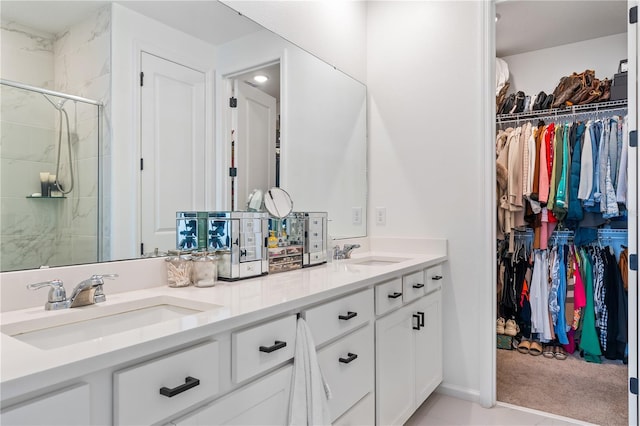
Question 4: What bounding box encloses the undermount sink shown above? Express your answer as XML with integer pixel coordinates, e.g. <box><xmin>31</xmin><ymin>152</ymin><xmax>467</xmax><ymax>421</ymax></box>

<box><xmin>2</xmin><ymin>296</ymin><xmax>222</xmax><ymax>350</ymax></box>
<box><xmin>347</xmin><ymin>256</ymin><xmax>409</xmax><ymax>266</ymax></box>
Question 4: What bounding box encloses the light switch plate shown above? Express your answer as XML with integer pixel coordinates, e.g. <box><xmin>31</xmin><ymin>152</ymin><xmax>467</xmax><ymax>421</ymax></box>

<box><xmin>352</xmin><ymin>207</ymin><xmax>362</xmax><ymax>225</ymax></box>
<box><xmin>375</xmin><ymin>207</ymin><xmax>386</xmax><ymax>226</ymax></box>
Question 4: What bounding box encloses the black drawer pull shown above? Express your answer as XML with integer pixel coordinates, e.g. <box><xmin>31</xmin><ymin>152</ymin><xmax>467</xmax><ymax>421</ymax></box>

<box><xmin>339</xmin><ymin>352</ymin><xmax>358</xmax><ymax>364</ymax></box>
<box><xmin>412</xmin><ymin>314</ymin><xmax>421</xmax><ymax>330</ymax></box>
<box><xmin>159</xmin><ymin>376</ymin><xmax>200</xmax><ymax>398</ymax></box>
<box><xmin>338</xmin><ymin>311</ymin><xmax>357</xmax><ymax>320</ymax></box>
<box><xmin>259</xmin><ymin>340</ymin><xmax>287</xmax><ymax>353</ymax></box>
<box><xmin>388</xmin><ymin>292</ymin><xmax>402</xmax><ymax>299</ymax></box>
<box><xmin>412</xmin><ymin>283</ymin><xmax>425</xmax><ymax>289</ymax></box>
<box><xmin>418</xmin><ymin>311</ymin><xmax>425</xmax><ymax>327</ymax></box>
<box><xmin>431</xmin><ymin>275</ymin><xmax>443</xmax><ymax>280</ymax></box>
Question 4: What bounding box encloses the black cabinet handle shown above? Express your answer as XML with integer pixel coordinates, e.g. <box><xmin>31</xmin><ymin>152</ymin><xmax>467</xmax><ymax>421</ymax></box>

<box><xmin>338</xmin><ymin>311</ymin><xmax>357</xmax><ymax>320</ymax></box>
<box><xmin>339</xmin><ymin>352</ymin><xmax>358</xmax><ymax>364</ymax></box>
<box><xmin>432</xmin><ymin>275</ymin><xmax>443</xmax><ymax>280</ymax></box>
<box><xmin>159</xmin><ymin>376</ymin><xmax>200</xmax><ymax>398</ymax></box>
<box><xmin>418</xmin><ymin>311</ymin><xmax>425</xmax><ymax>327</ymax></box>
<box><xmin>412</xmin><ymin>283</ymin><xmax>425</xmax><ymax>289</ymax></box>
<box><xmin>388</xmin><ymin>292</ymin><xmax>402</xmax><ymax>299</ymax></box>
<box><xmin>259</xmin><ymin>340</ymin><xmax>287</xmax><ymax>353</ymax></box>
<box><xmin>412</xmin><ymin>314</ymin><xmax>421</xmax><ymax>330</ymax></box>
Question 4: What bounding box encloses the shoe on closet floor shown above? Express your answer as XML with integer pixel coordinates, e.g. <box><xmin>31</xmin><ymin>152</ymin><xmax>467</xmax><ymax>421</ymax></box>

<box><xmin>496</xmin><ymin>317</ymin><xmax>506</xmax><ymax>334</ymax></box>
<box><xmin>529</xmin><ymin>341</ymin><xmax>543</xmax><ymax>356</ymax></box>
<box><xmin>504</xmin><ymin>319</ymin><xmax>519</xmax><ymax>336</ymax></box>
<box><xmin>517</xmin><ymin>339</ymin><xmax>530</xmax><ymax>354</ymax></box>
<box><xmin>542</xmin><ymin>344</ymin><xmax>555</xmax><ymax>358</ymax></box>
<box><xmin>553</xmin><ymin>346</ymin><xmax>568</xmax><ymax>360</ymax></box>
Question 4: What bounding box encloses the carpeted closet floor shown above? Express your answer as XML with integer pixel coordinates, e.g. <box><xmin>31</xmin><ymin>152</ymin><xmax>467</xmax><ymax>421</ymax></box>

<box><xmin>497</xmin><ymin>348</ymin><xmax>628</xmax><ymax>426</ymax></box>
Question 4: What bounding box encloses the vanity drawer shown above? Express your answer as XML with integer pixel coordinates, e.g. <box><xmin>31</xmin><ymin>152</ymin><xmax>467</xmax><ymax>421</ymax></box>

<box><xmin>303</xmin><ymin>288</ymin><xmax>373</xmax><ymax>346</ymax></box>
<box><xmin>318</xmin><ymin>324</ymin><xmax>373</xmax><ymax>421</ymax></box>
<box><xmin>114</xmin><ymin>340</ymin><xmax>219</xmax><ymax>426</ymax></box>
<box><xmin>402</xmin><ymin>270</ymin><xmax>426</xmax><ymax>303</ymax></box>
<box><xmin>232</xmin><ymin>314</ymin><xmax>296</xmax><ymax>383</ymax></box>
<box><xmin>375</xmin><ymin>277</ymin><xmax>403</xmax><ymax>315</ymax></box>
<box><xmin>308</xmin><ymin>239</ymin><xmax>324</xmax><ymax>253</ymax></box>
<box><xmin>307</xmin><ymin>217</ymin><xmax>324</xmax><ymax>236</ymax></box>
<box><xmin>424</xmin><ymin>264</ymin><xmax>444</xmax><ymax>293</ymax></box>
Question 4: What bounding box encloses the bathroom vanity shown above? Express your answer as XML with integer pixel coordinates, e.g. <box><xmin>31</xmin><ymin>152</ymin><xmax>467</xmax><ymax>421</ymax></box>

<box><xmin>0</xmin><ymin>242</ymin><xmax>446</xmax><ymax>425</ymax></box>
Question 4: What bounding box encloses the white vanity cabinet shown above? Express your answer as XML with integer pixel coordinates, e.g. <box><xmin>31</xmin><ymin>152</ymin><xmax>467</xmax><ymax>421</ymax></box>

<box><xmin>375</xmin><ymin>268</ymin><xmax>443</xmax><ymax>426</ymax></box>
<box><xmin>0</xmin><ymin>383</ymin><xmax>90</xmax><ymax>426</ymax></box>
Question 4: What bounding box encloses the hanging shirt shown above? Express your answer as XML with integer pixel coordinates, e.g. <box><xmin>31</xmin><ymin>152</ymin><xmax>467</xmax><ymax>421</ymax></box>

<box><xmin>616</xmin><ymin>116</ymin><xmax>628</xmax><ymax>205</ymax></box>
<box><xmin>578</xmin><ymin>120</ymin><xmax>593</xmax><ymax>200</ymax></box>
<box><xmin>578</xmin><ymin>248</ymin><xmax>602</xmax><ymax>362</ymax></box>
<box><xmin>530</xmin><ymin>250</ymin><xmax>552</xmax><ymax>340</ymax></box>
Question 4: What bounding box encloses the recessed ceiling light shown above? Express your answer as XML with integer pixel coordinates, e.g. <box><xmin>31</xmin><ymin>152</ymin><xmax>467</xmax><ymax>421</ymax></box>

<box><xmin>495</xmin><ymin>13</ymin><xmax>500</xmax><ymax>23</ymax></box>
<box><xmin>253</xmin><ymin>75</ymin><xmax>269</xmax><ymax>83</ymax></box>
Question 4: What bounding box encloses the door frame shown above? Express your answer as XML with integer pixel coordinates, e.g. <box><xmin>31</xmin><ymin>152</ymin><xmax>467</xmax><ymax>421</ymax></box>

<box><xmin>219</xmin><ymin>59</ymin><xmax>282</xmax><ymax>211</ymax></box>
<box><xmin>482</xmin><ymin>2</ymin><xmax>640</xmax><ymax>423</ymax></box>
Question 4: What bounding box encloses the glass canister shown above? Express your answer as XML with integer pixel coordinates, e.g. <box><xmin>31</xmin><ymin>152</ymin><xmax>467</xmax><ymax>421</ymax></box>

<box><xmin>165</xmin><ymin>250</ymin><xmax>193</xmax><ymax>287</ymax></box>
<box><xmin>192</xmin><ymin>251</ymin><xmax>218</xmax><ymax>287</ymax></box>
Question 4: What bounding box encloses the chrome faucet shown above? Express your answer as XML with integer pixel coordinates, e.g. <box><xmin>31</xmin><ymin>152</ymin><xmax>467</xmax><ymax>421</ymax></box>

<box><xmin>333</xmin><ymin>244</ymin><xmax>361</xmax><ymax>260</ymax></box>
<box><xmin>27</xmin><ymin>274</ymin><xmax>118</xmax><ymax>310</ymax></box>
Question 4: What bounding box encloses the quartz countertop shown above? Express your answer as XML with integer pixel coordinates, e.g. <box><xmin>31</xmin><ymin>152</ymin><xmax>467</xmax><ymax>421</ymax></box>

<box><xmin>0</xmin><ymin>250</ymin><xmax>446</xmax><ymax>398</ymax></box>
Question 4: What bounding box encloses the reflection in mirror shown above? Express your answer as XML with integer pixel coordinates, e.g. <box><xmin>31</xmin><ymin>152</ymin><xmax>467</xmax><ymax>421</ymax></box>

<box><xmin>264</xmin><ymin>188</ymin><xmax>293</xmax><ymax>219</ymax></box>
<box><xmin>0</xmin><ymin>83</ymin><xmax>101</xmax><ymax>272</ymax></box>
<box><xmin>0</xmin><ymin>0</ymin><xmax>366</xmax><ymax>272</ymax></box>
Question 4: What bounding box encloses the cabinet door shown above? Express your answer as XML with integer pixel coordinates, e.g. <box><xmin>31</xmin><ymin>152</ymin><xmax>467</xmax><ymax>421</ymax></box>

<box><xmin>1</xmin><ymin>383</ymin><xmax>90</xmax><ymax>426</ymax></box>
<box><xmin>171</xmin><ymin>365</ymin><xmax>292</xmax><ymax>426</ymax></box>
<box><xmin>414</xmin><ymin>290</ymin><xmax>443</xmax><ymax>406</ymax></box>
<box><xmin>375</xmin><ymin>303</ymin><xmax>415</xmax><ymax>426</ymax></box>
<box><xmin>318</xmin><ymin>324</ymin><xmax>373</xmax><ymax>421</ymax></box>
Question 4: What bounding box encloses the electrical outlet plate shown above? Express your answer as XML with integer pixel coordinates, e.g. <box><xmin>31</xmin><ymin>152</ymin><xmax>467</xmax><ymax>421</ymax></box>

<box><xmin>375</xmin><ymin>207</ymin><xmax>386</xmax><ymax>225</ymax></box>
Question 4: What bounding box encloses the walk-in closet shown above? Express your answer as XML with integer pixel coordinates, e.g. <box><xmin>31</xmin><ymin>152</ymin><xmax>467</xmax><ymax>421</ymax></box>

<box><xmin>494</xmin><ymin>2</ymin><xmax>633</xmax><ymax>424</ymax></box>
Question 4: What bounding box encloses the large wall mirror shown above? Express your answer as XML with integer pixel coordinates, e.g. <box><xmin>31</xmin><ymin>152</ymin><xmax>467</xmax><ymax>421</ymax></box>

<box><xmin>0</xmin><ymin>1</ymin><xmax>367</xmax><ymax>272</ymax></box>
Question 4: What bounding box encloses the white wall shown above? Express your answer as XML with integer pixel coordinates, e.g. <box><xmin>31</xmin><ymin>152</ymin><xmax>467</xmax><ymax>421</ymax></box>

<box><xmin>220</xmin><ymin>0</ymin><xmax>367</xmax><ymax>83</ymax></box>
<box><xmin>233</xmin><ymin>0</ymin><xmax>490</xmax><ymax>401</ymax></box>
<box><xmin>502</xmin><ymin>33</ymin><xmax>627</xmax><ymax>95</ymax></box>
<box><xmin>366</xmin><ymin>1</ymin><xmax>487</xmax><ymax>400</ymax></box>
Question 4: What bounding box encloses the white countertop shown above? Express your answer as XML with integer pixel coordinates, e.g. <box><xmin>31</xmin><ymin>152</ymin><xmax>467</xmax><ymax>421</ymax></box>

<box><xmin>0</xmin><ymin>251</ymin><xmax>446</xmax><ymax>399</ymax></box>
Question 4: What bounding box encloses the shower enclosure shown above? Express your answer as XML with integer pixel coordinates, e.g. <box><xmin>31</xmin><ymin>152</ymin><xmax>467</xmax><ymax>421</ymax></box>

<box><xmin>0</xmin><ymin>79</ymin><xmax>102</xmax><ymax>271</ymax></box>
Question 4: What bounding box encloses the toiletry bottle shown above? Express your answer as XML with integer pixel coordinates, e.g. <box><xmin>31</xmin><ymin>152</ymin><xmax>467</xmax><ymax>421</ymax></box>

<box><xmin>268</xmin><ymin>230</ymin><xmax>278</xmax><ymax>248</ymax></box>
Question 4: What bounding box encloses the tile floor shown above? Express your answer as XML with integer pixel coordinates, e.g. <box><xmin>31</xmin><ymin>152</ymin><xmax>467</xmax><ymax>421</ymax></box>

<box><xmin>404</xmin><ymin>393</ymin><xmax>597</xmax><ymax>426</ymax></box>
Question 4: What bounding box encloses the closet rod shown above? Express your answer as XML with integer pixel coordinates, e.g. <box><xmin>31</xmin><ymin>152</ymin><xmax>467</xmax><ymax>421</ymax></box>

<box><xmin>496</xmin><ymin>99</ymin><xmax>627</xmax><ymax>124</ymax></box>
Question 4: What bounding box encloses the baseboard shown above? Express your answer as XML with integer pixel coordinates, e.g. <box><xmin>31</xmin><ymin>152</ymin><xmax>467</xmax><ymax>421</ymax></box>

<box><xmin>435</xmin><ymin>382</ymin><xmax>481</xmax><ymax>404</ymax></box>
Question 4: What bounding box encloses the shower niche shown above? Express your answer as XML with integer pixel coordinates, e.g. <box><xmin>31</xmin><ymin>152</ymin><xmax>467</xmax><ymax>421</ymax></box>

<box><xmin>0</xmin><ymin>82</ymin><xmax>102</xmax><ymax>272</ymax></box>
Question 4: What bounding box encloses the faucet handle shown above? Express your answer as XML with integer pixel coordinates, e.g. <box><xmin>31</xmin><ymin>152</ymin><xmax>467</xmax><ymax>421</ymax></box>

<box><xmin>27</xmin><ymin>279</ymin><xmax>69</xmax><ymax>310</ymax></box>
<box><xmin>90</xmin><ymin>273</ymin><xmax>119</xmax><ymax>284</ymax></box>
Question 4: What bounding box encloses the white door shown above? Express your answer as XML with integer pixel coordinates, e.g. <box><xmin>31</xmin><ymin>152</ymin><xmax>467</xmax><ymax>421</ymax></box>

<box><xmin>628</xmin><ymin>1</ymin><xmax>639</xmax><ymax>422</ymax></box>
<box><xmin>375</xmin><ymin>303</ymin><xmax>415</xmax><ymax>426</ymax></box>
<box><xmin>232</xmin><ymin>80</ymin><xmax>276</xmax><ymax>210</ymax></box>
<box><xmin>140</xmin><ymin>52</ymin><xmax>206</xmax><ymax>254</ymax></box>
<box><xmin>414</xmin><ymin>291</ymin><xmax>443</xmax><ymax>407</ymax></box>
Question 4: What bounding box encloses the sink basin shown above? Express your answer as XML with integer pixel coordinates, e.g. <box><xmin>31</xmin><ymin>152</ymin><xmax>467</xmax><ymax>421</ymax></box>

<box><xmin>2</xmin><ymin>296</ymin><xmax>222</xmax><ymax>350</ymax></box>
<box><xmin>348</xmin><ymin>256</ymin><xmax>409</xmax><ymax>266</ymax></box>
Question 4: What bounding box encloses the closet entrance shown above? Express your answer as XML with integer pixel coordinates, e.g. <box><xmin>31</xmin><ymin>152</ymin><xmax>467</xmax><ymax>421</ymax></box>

<box><xmin>494</xmin><ymin>1</ymin><xmax>636</xmax><ymax>424</ymax></box>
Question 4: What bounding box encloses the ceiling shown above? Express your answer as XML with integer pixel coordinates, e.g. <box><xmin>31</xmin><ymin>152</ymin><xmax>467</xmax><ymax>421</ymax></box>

<box><xmin>233</xmin><ymin>63</ymin><xmax>281</xmax><ymax>101</ymax></box>
<box><xmin>496</xmin><ymin>0</ymin><xmax>627</xmax><ymax>57</ymax></box>
<box><xmin>0</xmin><ymin>1</ymin><xmax>261</xmax><ymax>45</ymax></box>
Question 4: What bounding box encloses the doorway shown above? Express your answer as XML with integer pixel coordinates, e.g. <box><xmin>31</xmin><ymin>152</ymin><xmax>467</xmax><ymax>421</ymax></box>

<box><xmin>225</xmin><ymin>63</ymin><xmax>280</xmax><ymax>211</ymax></box>
<box><xmin>492</xmin><ymin>2</ymin><xmax>637</xmax><ymax>423</ymax></box>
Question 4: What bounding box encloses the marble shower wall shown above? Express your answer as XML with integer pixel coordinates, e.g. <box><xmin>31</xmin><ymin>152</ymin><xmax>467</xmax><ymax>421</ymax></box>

<box><xmin>0</xmin><ymin>6</ymin><xmax>111</xmax><ymax>271</ymax></box>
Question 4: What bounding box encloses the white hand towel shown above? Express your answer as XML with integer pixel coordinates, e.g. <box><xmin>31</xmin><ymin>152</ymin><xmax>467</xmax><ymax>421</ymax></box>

<box><xmin>288</xmin><ymin>318</ymin><xmax>332</xmax><ymax>426</ymax></box>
